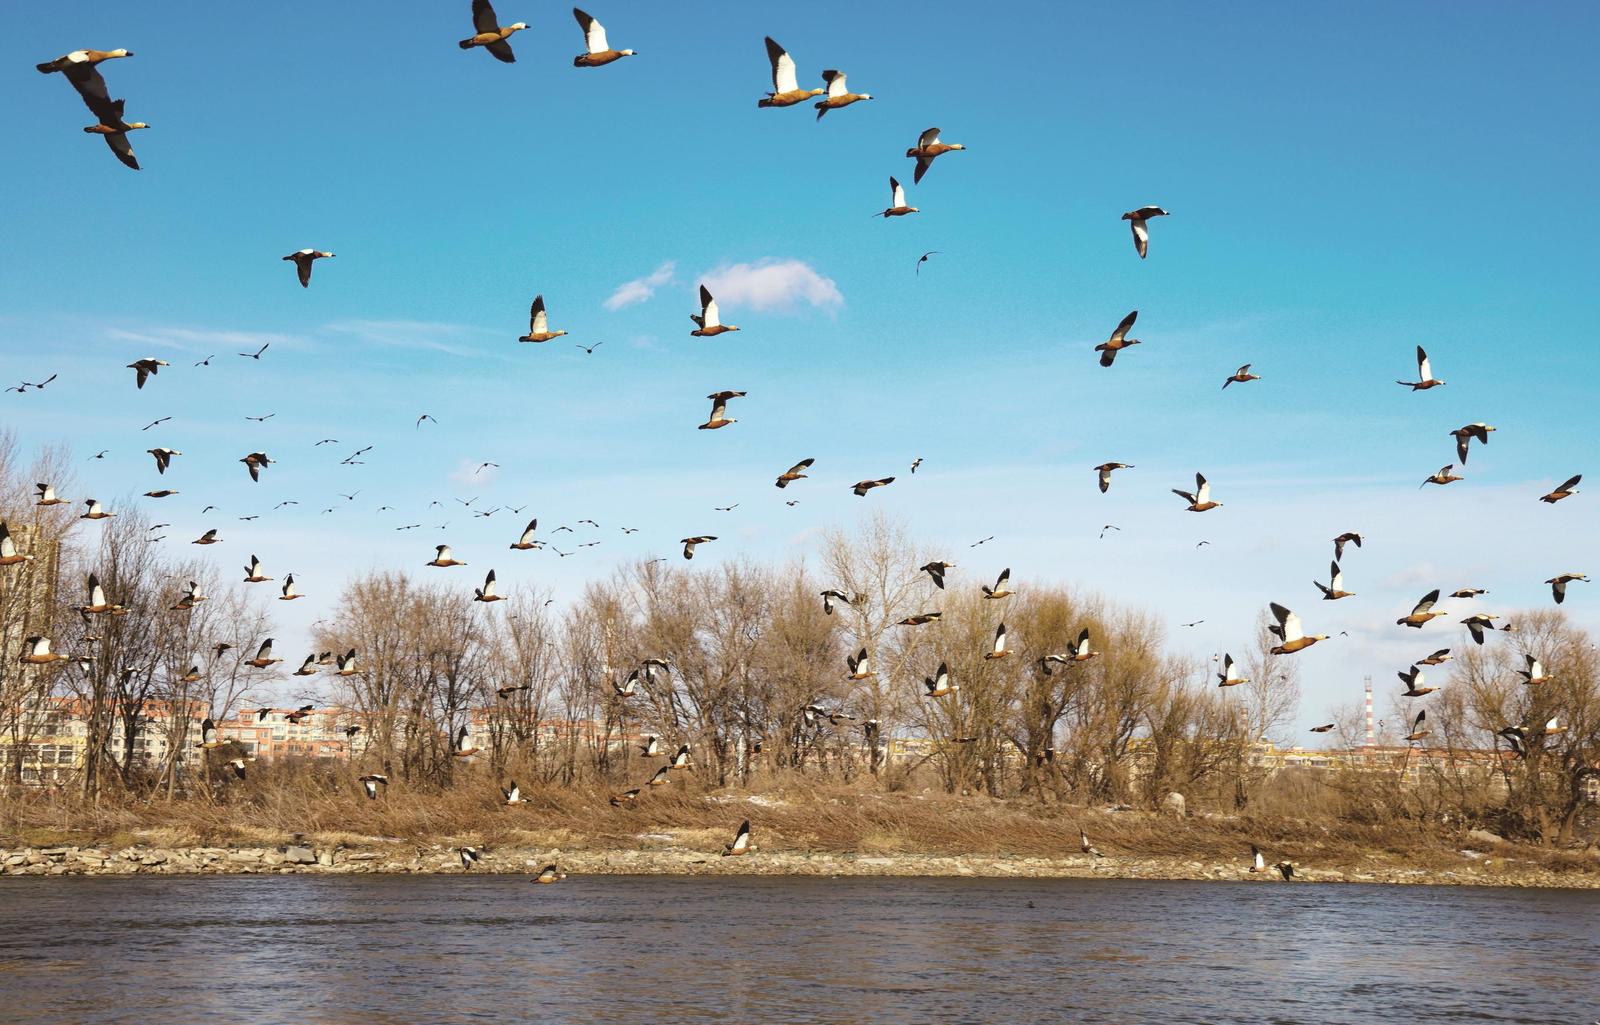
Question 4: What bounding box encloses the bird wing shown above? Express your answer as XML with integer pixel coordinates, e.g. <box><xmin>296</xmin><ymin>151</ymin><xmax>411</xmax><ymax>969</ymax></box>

<box><xmin>1412</xmin><ymin>590</ymin><xmax>1439</xmax><ymax>615</ymax></box>
<box><xmin>1130</xmin><ymin>218</ymin><xmax>1149</xmax><ymax>258</ymax></box>
<box><xmin>102</xmin><ymin>129</ymin><xmax>140</xmax><ymax>170</ymax></box>
<box><xmin>1195</xmin><ymin>474</ymin><xmax>1210</xmax><ymax>504</ymax></box>
<box><xmin>486</xmin><ymin>39</ymin><xmax>516</xmax><ymax>63</ymax></box>
<box><xmin>63</xmin><ymin>63</ymin><xmax>119</xmax><ymax>120</ymax></box>
<box><xmin>574</xmin><ymin>8</ymin><xmax>609</xmax><ymax>52</ymax></box>
<box><xmin>1555</xmin><ymin>474</ymin><xmax>1582</xmax><ymax>493</ymax></box>
<box><xmin>890</xmin><ymin>176</ymin><xmax>906</xmax><ymax>208</ymax></box>
<box><xmin>917</xmin><ymin>127</ymin><xmax>941</xmax><ymax>149</ymax></box>
<box><xmin>766</xmin><ymin>37</ymin><xmax>797</xmax><ymax>93</ymax></box>
<box><xmin>1110</xmin><ymin>310</ymin><xmax>1138</xmax><ymax>343</ymax></box>
<box><xmin>1416</xmin><ymin>346</ymin><xmax>1432</xmax><ymax>380</ymax></box>
<box><xmin>701</xmin><ymin>297</ymin><xmax>721</xmax><ymax>329</ymax></box>
<box><xmin>529</xmin><ymin>295</ymin><xmax>548</xmax><ymax>334</ymax></box>
<box><xmin>296</xmin><ymin>257</ymin><xmax>312</xmax><ymax>288</ymax></box>
<box><xmin>472</xmin><ymin>0</ymin><xmax>501</xmax><ymax>34</ymax></box>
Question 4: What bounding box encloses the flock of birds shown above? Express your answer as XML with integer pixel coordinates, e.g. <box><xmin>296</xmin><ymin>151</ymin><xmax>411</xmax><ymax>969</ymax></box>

<box><xmin>14</xmin><ymin>3</ymin><xmax>1588</xmax><ymax>878</ymax></box>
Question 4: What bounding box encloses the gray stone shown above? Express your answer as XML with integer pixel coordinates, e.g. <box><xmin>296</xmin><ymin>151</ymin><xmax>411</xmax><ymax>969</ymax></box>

<box><xmin>1466</xmin><ymin>829</ymin><xmax>1504</xmax><ymax>847</ymax></box>
<box><xmin>284</xmin><ymin>845</ymin><xmax>317</xmax><ymax>865</ymax></box>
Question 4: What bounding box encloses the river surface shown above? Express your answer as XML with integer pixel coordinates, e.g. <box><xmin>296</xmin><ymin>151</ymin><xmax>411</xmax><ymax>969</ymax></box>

<box><xmin>0</xmin><ymin>874</ymin><xmax>1595</xmax><ymax>1024</ymax></box>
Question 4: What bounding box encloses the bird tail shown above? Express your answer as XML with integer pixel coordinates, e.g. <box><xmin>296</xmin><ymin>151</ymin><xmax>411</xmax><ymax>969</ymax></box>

<box><xmin>458</xmin><ymin>38</ymin><xmax>476</xmax><ymax>49</ymax></box>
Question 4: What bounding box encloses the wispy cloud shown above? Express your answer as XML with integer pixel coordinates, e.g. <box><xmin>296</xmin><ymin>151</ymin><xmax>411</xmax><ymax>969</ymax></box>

<box><xmin>105</xmin><ymin>326</ymin><xmax>310</xmax><ymax>355</ymax></box>
<box><xmin>700</xmin><ymin>258</ymin><xmax>843</xmax><ymax>314</ymax></box>
<box><xmin>448</xmin><ymin>458</ymin><xmax>500</xmax><ymax>487</ymax></box>
<box><xmin>604</xmin><ymin>261</ymin><xmax>676</xmax><ymax>311</ymax></box>
<box><xmin>322</xmin><ymin>319</ymin><xmax>489</xmax><ymax>358</ymax></box>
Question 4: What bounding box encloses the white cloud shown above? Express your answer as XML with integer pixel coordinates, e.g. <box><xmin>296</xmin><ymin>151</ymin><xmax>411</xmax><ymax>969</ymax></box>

<box><xmin>322</xmin><ymin>319</ymin><xmax>487</xmax><ymax>357</ymax></box>
<box><xmin>699</xmin><ymin>258</ymin><xmax>843</xmax><ymax>313</ymax></box>
<box><xmin>604</xmin><ymin>261</ymin><xmax>677</xmax><ymax>311</ymax></box>
<box><xmin>105</xmin><ymin>326</ymin><xmax>309</xmax><ymax>354</ymax></box>
<box><xmin>449</xmin><ymin>458</ymin><xmax>501</xmax><ymax>487</ymax></box>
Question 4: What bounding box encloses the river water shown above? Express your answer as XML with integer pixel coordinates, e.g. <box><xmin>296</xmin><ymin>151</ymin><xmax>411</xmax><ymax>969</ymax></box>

<box><xmin>0</xmin><ymin>874</ymin><xmax>1594</xmax><ymax>1023</ymax></box>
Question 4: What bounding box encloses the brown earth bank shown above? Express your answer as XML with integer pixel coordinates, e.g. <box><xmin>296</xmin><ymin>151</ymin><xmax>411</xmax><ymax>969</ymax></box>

<box><xmin>3</xmin><ymin>784</ymin><xmax>1597</xmax><ymax>887</ymax></box>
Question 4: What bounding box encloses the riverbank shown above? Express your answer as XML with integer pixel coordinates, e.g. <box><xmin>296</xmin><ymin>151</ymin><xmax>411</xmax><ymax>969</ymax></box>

<box><xmin>5</xmin><ymin>837</ymin><xmax>1597</xmax><ymax>888</ymax></box>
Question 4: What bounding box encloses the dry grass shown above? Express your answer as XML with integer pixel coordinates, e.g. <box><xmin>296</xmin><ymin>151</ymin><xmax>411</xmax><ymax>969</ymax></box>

<box><xmin>3</xmin><ymin>769</ymin><xmax>1595</xmax><ymax>878</ymax></box>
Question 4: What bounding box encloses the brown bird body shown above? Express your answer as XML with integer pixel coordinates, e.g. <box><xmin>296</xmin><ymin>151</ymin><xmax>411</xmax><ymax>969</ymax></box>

<box><xmin>1539</xmin><ymin>474</ymin><xmax>1581</xmax><ymax>504</ymax></box>
<box><xmin>905</xmin><ymin>127</ymin><xmax>966</xmax><ymax>183</ymax></box>
<box><xmin>459</xmin><ymin>0</ymin><xmax>526</xmax><ymax>62</ymax></box>
<box><xmin>1095</xmin><ymin>310</ymin><xmax>1140</xmax><ymax>367</ymax></box>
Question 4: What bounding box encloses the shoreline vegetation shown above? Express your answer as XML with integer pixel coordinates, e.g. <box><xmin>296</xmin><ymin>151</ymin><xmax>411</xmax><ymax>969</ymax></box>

<box><xmin>4</xmin><ymin>785</ymin><xmax>1597</xmax><ymax>888</ymax></box>
<box><xmin>4</xmin><ymin>443</ymin><xmax>1598</xmax><ymax>887</ymax></box>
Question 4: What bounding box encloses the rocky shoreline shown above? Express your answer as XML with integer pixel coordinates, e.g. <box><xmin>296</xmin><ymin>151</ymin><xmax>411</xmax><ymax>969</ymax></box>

<box><xmin>3</xmin><ymin>841</ymin><xmax>1596</xmax><ymax>888</ymax></box>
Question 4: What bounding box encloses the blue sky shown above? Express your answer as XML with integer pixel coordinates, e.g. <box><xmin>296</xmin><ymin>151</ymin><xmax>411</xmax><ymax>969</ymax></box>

<box><xmin>4</xmin><ymin>1</ymin><xmax>1597</xmax><ymax>734</ymax></box>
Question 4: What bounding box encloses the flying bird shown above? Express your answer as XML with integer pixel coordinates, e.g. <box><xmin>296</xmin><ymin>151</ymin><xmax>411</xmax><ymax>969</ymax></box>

<box><xmin>571</xmin><ymin>7</ymin><xmax>635</xmax><ymax>67</ymax></box>
<box><xmin>473</xmin><ymin>569</ymin><xmax>504</xmax><ymax>602</ymax></box>
<box><xmin>459</xmin><ymin>0</ymin><xmax>527</xmax><ymax>62</ymax></box>
<box><xmin>680</xmin><ymin>536</ymin><xmax>717</xmax><ymax>560</ymax></box>
<box><xmin>690</xmin><ymin>285</ymin><xmax>739</xmax><ymax>336</ymax></box>
<box><xmin>240</xmin><ymin>452</ymin><xmax>273</xmax><ymax>482</ymax></box>
<box><xmin>1397</xmin><ymin>346</ymin><xmax>1445</xmax><ymax>390</ymax></box>
<box><xmin>1217</xmin><ymin>654</ymin><xmax>1248</xmax><ymax>687</ymax></box>
<box><xmin>915</xmin><ymin>252</ymin><xmax>939</xmax><ymax>275</ymax></box>
<box><xmin>1398</xmin><ymin>665</ymin><xmax>1436</xmax><ymax>697</ymax></box>
<box><xmin>147</xmin><ymin>447</ymin><xmax>181</xmax><ymax>474</ymax></box>
<box><xmin>982</xmin><ymin>568</ymin><xmax>1014</xmax><ymax>600</ymax></box>
<box><xmin>1332</xmin><ymin>532</ymin><xmax>1363</xmax><ymax>561</ymax></box>
<box><xmin>723</xmin><ymin>820</ymin><xmax>754</xmax><ymax>857</ymax></box>
<box><xmin>698</xmin><ymin>390</ymin><xmax>745</xmax><ymax>430</ymax></box>
<box><xmin>1518</xmin><ymin>654</ymin><xmax>1552</xmax><ymax>686</ymax></box>
<box><xmin>1449</xmin><ymin>423</ymin><xmax>1496</xmax><ymax>464</ymax></box>
<box><xmin>1539</xmin><ymin>475</ymin><xmax>1581</xmax><ymax>504</ymax></box>
<box><xmin>1268</xmin><ymin>603</ymin><xmax>1328</xmax><ymax>655</ymax></box>
<box><xmin>518</xmin><ymin>294</ymin><xmax>567</xmax><ymax>342</ymax></box>
<box><xmin>36</xmin><ymin>48</ymin><xmax>134</xmax><ymax>122</ymax></box>
<box><xmin>984</xmin><ymin>622</ymin><xmax>1010</xmax><ymax>660</ymax></box>
<box><xmin>815</xmin><ymin>69</ymin><xmax>872</xmax><ymax>119</ymax></box>
<box><xmin>282</xmin><ymin>250</ymin><xmax>333</xmax><ymax>287</ymax></box>
<box><xmin>758</xmin><ymin>37</ymin><xmax>823</xmax><ymax>108</ymax></box>
<box><xmin>238</xmin><ymin>344</ymin><xmax>270</xmax><ymax>360</ymax></box>
<box><xmin>1095</xmin><ymin>462</ymin><xmax>1133</xmax><ymax>494</ymax></box>
<box><xmin>1421</xmin><ymin>464</ymin><xmax>1464</xmax><ymax>488</ymax></box>
<box><xmin>906</xmin><ymin>127</ymin><xmax>966</xmax><ymax>184</ymax></box>
<box><xmin>1095</xmin><ymin>311</ymin><xmax>1140</xmax><ymax>367</ymax></box>
<box><xmin>1461</xmin><ymin>613</ymin><xmax>1498</xmax><ymax>645</ymax></box>
<box><xmin>1546</xmin><ymin>572</ymin><xmax>1588</xmax><ymax>605</ymax></box>
<box><xmin>427</xmin><ymin>545</ymin><xmax>468</xmax><ymax>568</ymax></box>
<box><xmin>1121</xmin><ymin>206</ymin><xmax>1169</xmax><ymax>259</ymax></box>
<box><xmin>852</xmin><ymin>477</ymin><xmax>895</xmax><ymax>497</ymax></box>
<box><xmin>127</xmin><ymin>358</ymin><xmax>169</xmax><ymax>389</ymax></box>
<box><xmin>1172</xmin><ymin>473</ymin><xmax>1222</xmax><ymax>512</ymax></box>
<box><xmin>1314</xmin><ymin>561</ymin><xmax>1354</xmax><ymax>601</ymax></box>
<box><xmin>1222</xmin><ymin>364</ymin><xmax>1261</xmax><ymax>389</ymax></box>
<box><xmin>1396</xmin><ymin>590</ymin><xmax>1448</xmax><ymax>628</ymax></box>
<box><xmin>82</xmin><ymin>102</ymin><xmax>148</xmax><ymax>171</ymax></box>
<box><xmin>879</xmin><ymin>176</ymin><xmax>917</xmax><ymax>218</ymax></box>
<box><xmin>775</xmin><ymin>458</ymin><xmax>814</xmax><ymax>488</ymax></box>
